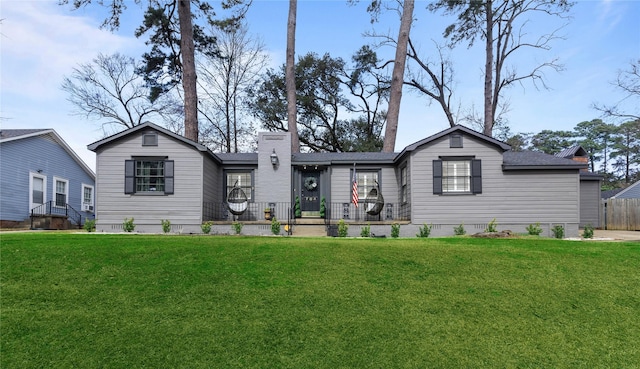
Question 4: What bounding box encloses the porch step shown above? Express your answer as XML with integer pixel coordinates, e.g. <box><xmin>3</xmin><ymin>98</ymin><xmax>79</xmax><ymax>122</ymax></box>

<box><xmin>295</xmin><ymin>217</ymin><xmax>326</xmax><ymax>225</ymax></box>
<box><xmin>292</xmin><ymin>224</ymin><xmax>327</xmax><ymax>237</ymax></box>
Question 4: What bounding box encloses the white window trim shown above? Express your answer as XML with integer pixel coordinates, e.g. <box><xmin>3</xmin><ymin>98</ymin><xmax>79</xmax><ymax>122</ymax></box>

<box><xmin>29</xmin><ymin>172</ymin><xmax>47</xmax><ymax>210</ymax></box>
<box><xmin>53</xmin><ymin>176</ymin><xmax>69</xmax><ymax>208</ymax></box>
<box><xmin>81</xmin><ymin>183</ymin><xmax>94</xmax><ymax>212</ymax></box>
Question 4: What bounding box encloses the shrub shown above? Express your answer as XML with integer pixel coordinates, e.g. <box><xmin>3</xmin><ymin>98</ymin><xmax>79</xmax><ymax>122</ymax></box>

<box><xmin>582</xmin><ymin>224</ymin><xmax>594</xmax><ymax>239</ymax></box>
<box><xmin>231</xmin><ymin>221</ymin><xmax>243</xmax><ymax>235</ymax></box>
<box><xmin>337</xmin><ymin>219</ymin><xmax>349</xmax><ymax>237</ymax></box>
<box><xmin>161</xmin><ymin>219</ymin><xmax>171</xmax><ymax>233</ymax></box>
<box><xmin>83</xmin><ymin>218</ymin><xmax>96</xmax><ymax>232</ymax></box>
<box><xmin>485</xmin><ymin>218</ymin><xmax>498</xmax><ymax>233</ymax></box>
<box><xmin>417</xmin><ymin>223</ymin><xmax>432</xmax><ymax>238</ymax></box>
<box><xmin>453</xmin><ymin>223</ymin><xmax>466</xmax><ymax>236</ymax></box>
<box><xmin>552</xmin><ymin>225</ymin><xmax>564</xmax><ymax>239</ymax></box>
<box><xmin>201</xmin><ymin>221</ymin><xmax>213</xmax><ymax>234</ymax></box>
<box><xmin>360</xmin><ymin>223</ymin><xmax>371</xmax><ymax>238</ymax></box>
<box><xmin>526</xmin><ymin>222</ymin><xmax>543</xmax><ymax>236</ymax></box>
<box><xmin>391</xmin><ymin>223</ymin><xmax>400</xmax><ymax>238</ymax></box>
<box><xmin>271</xmin><ymin>216</ymin><xmax>281</xmax><ymax>235</ymax></box>
<box><xmin>123</xmin><ymin>217</ymin><xmax>135</xmax><ymax>232</ymax></box>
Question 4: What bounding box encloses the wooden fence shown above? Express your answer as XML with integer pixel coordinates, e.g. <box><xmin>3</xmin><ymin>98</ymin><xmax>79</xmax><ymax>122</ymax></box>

<box><xmin>603</xmin><ymin>198</ymin><xmax>640</xmax><ymax>231</ymax></box>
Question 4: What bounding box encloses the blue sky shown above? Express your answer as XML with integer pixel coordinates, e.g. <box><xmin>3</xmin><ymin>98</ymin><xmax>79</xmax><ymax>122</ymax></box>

<box><xmin>1</xmin><ymin>0</ymin><xmax>639</xmax><ymax>171</ymax></box>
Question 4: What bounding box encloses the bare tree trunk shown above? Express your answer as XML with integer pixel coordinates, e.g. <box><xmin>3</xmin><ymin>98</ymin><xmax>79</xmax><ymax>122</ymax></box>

<box><xmin>383</xmin><ymin>0</ymin><xmax>414</xmax><ymax>152</ymax></box>
<box><xmin>178</xmin><ymin>0</ymin><xmax>198</xmax><ymax>142</ymax></box>
<box><xmin>483</xmin><ymin>0</ymin><xmax>494</xmax><ymax>137</ymax></box>
<box><xmin>286</xmin><ymin>0</ymin><xmax>300</xmax><ymax>152</ymax></box>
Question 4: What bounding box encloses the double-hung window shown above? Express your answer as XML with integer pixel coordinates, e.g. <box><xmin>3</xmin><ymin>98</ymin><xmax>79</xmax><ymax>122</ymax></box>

<box><xmin>54</xmin><ymin>177</ymin><xmax>68</xmax><ymax>207</ymax></box>
<box><xmin>433</xmin><ymin>158</ymin><xmax>482</xmax><ymax>194</ymax></box>
<box><xmin>125</xmin><ymin>158</ymin><xmax>174</xmax><ymax>195</ymax></box>
<box><xmin>400</xmin><ymin>166</ymin><xmax>408</xmax><ymax>203</ymax></box>
<box><xmin>225</xmin><ymin>171</ymin><xmax>253</xmax><ymax>201</ymax></box>
<box><xmin>355</xmin><ymin>170</ymin><xmax>379</xmax><ymax>200</ymax></box>
<box><xmin>82</xmin><ymin>184</ymin><xmax>94</xmax><ymax>212</ymax></box>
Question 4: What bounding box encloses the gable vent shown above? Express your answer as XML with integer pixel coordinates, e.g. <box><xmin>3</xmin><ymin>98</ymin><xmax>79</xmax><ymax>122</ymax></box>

<box><xmin>142</xmin><ymin>133</ymin><xmax>158</xmax><ymax>146</ymax></box>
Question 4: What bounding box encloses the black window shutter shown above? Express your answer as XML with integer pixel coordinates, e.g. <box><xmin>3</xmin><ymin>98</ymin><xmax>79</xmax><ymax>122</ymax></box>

<box><xmin>125</xmin><ymin>160</ymin><xmax>135</xmax><ymax>194</ymax></box>
<box><xmin>164</xmin><ymin>160</ymin><xmax>174</xmax><ymax>194</ymax></box>
<box><xmin>471</xmin><ymin>159</ymin><xmax>482</xmax><ymax>194</ymax></box>
<box><xmin>433</xmin><ymin>160</ymin><xmax>443</xmax><ymax>194</ymax></box>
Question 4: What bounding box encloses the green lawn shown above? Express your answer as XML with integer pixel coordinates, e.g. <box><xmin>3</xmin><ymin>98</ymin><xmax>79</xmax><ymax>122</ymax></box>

<box><xmin>1</xmin><ymin>233</ymin><xmax>639</xmax><ymax>368</ymax></box>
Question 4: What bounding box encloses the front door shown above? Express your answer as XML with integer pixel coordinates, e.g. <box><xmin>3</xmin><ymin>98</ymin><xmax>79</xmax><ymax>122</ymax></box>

<box><xmin>301</xmin><ymin>171</ymin><xmax>321</xmax><ymax>213</ymax></box>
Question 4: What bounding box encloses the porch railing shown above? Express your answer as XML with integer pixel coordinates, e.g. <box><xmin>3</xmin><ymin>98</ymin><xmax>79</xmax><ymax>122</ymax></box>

<box><xmin>30</xmin><ymin>201</ymin><xmax>84</xmax><ymax>228</ymax></box>
<box><xmin>204</xmin><ymin>202</ymin><xmax>293</xmax><ymax>222</ymax></box>
<box><xmin>203</xmin><ymin>201</ymin><xmax>410</xmax><ymax>223</ymax></box>
<box><xmin>324</xmin><ymin>202</ymin><xmax>410</xmax><ymax>223</ymax></box>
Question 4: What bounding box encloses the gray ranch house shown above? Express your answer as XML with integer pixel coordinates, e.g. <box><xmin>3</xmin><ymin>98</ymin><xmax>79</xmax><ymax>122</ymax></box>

<box><xmin>88</xmin><ymin>122</ymin><xmax>593</xmax><ymax>237</ymax></box>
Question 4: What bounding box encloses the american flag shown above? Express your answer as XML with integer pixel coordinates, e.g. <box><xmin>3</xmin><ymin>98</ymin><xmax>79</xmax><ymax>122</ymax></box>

<box><xmin>352</xmin><ymin>167</ymin><xmax>359</xmax><ymax>208</ymax></box>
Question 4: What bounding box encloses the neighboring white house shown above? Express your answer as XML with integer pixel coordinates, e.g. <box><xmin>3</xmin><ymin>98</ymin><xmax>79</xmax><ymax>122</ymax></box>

<box><xmin>88</xmin><ymin>122</ymin><xmax>594</xmax><ymax>237</ymax></box>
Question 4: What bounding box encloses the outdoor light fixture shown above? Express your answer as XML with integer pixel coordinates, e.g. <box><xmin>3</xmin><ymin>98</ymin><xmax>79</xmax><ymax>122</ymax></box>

<box><xmin>270</xmin><ymin>149</ymin><xmax>279</xmax><ymax>167</ymax></box>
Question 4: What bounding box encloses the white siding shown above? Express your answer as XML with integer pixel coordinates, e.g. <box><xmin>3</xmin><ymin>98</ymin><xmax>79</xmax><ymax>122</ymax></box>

<box><xmin>95</xmin><ymin>131</ymin><xmax>205</xmax><ymax>231</ymax></box>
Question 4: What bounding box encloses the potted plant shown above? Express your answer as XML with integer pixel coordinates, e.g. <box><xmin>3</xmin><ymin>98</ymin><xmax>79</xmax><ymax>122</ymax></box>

<box><xmin>264</xmin><ymin>207</ymin><xmax>272</xmax><ymax>220</ymax></box>
<box><xmin>320</xmin><ymin>196</ymin><xmax>326</xmax><ymax>218</ymax></box>
<box><xmin>294</xmin><ymin>196</ymin><xmax>301</xmax><ymax>218</ymax></box>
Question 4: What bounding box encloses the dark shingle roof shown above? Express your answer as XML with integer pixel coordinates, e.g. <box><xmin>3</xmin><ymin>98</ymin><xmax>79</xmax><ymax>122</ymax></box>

<box><xmin>503</xmin><ymin>150</ymin><xmax>587</xmax><ymax>170</ymax></box>
<box><xmin>601</xmin><ymin>188</ymin><xmax>623</xmax><ymax>199</ymax></box>
<box><xmin>400</xmin><ymin>125</ymin><xmax>511</xmax><ymax>155</ymax></box>
<box><xmin>215</xmin><ymin>153</ymin><xmax>258</xmax><ymax>164</ymax></box>
<box><xmin>292</xmin><ymin>152</ymin><xmax>396</xmax><ymax>165</ymax></box>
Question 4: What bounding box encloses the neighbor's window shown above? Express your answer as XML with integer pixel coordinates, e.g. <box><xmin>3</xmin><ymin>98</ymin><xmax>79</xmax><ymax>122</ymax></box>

<box><xmin>82</xmin><ymin>184</ymin><xmax>94</xmax><ymax>210</ymax></box>
<box><xmin>226</xmin><ymin>172</ymin><xmax>253</xmax><ymax>201</ymax></box>
<box><xmin>32</xmin><ymin>175</ymin><xmax>45</xmax><ymax>205</ymax></box>
<box><xmin>54</xmin><ymin>177</ymin><xmax>68</xmax><ymax>207</ymax></box>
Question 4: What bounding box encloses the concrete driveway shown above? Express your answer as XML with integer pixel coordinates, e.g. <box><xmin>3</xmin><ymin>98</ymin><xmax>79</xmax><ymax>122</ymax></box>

<box><xmin>592</xmin><ymin>229</ymin><xmax>640</xmax><ymax>241</ymax></box>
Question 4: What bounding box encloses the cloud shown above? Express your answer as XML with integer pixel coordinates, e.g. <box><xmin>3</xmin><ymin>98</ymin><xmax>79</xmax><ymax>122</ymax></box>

<box><xmin>0</xmin><ymin>1</ymin><xmax>143</xmax><ymax>100</ymax></box>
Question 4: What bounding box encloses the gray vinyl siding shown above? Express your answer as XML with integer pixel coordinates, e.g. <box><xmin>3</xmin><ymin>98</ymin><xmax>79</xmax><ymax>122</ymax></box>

<box><xmin>94</xmin><ymin>131</ymin><xmax>205</xmax><ymax>230</ymax></box>
<box><xmin>580</xmin><ymin>180</ymin><xmax>601</xmax><ymax>227</ymax></box>
<box><xmin>203</xmin><ymin>156</ymin><xmax>222</xmax><ymax>204</ymax></box>
<box><xmin>409</xmin><ymin>134</ymin><xmax>580</xmax><ymax>227</ymax></box>
<box><xmin>0</xmin><ymin>134</ymin><xmax>95</xmax><ymax>222</ymax></box>
<box><xmin>329</xmin><ymin>165</ymin><xmax>399</xmax><ymax>211</ymax></box>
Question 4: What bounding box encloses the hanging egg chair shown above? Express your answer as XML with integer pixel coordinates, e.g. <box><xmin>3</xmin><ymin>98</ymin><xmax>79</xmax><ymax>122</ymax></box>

<box><xmin>227</xmin><ymin>181</ymin><xmax>248</xmax><ymax>215</ymax></box>
<box><xmin>364</xmin><ymin>182</ymin><xmax>384</xmax><ymax>215</ymax></box>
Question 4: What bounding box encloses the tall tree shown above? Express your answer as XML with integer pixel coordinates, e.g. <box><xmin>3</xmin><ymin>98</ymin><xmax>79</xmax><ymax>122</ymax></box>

<box><xmin>429</xmin><ymin>0</ymin><xmax>573</xmax><ymax>137</ymax></box>
<box><xmin>286</xmin><ymin>0</ymin><xmax>301</xmax><ymax>152</ymax></box>
<box><xmin>610</xmin><ymin>119</ymin><xmax>640</xmax><ymax>184</ymax></box>
<box><xmin>248</xmin><ymin>51</ymin><xmax>387</xmax><ymax>152</ymax></box>
<box><xmin>593</xmin><ymin>59</ymin><xmax>640</xmax><ymax>121</ymax></box>
<box><xmin>60</xmin><ymin>0</ymin><xmax>248</xmax><ymax>142</ymax></box>
<box><xmin>61</xmin><ymin>53</ymin><xmax>179</xmax><ymax>135</ymax></box>
<box><xmin>574</xmin><ymin>119</ymin><xmax>616</xmax><ymax>173</ymax></box>
<box><xmin>382</xmin><ymin>0</ymin><xmax>414</xmax><ymax>152</ymax></box>
<box><xmin>405</xmin><ymin>40</ymin><xmax>456</xmax><ymax>127</ymax></box>
<box><xmin>178</xmin><ymin>0</ymin><xmax>198</xmax><ymax>141</ymax></box>
<box><xmin>198</xmin><ymin>23</ymin><xmax>268</xmax><ymax>152</ymax></box>
<box><xmin>529</xmin><ymin>129</ymin><xmax>575</xmax><ymax>155</ymax></box>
